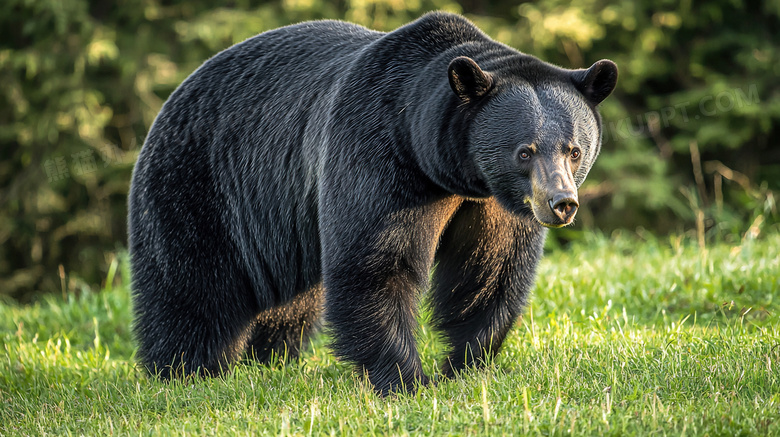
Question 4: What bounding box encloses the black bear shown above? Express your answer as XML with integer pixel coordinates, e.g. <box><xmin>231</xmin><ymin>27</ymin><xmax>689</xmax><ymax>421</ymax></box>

<box><xmin>128</xmin><ymin>11</ymin><xmax>617</xmax><ymax>395</ymax></box>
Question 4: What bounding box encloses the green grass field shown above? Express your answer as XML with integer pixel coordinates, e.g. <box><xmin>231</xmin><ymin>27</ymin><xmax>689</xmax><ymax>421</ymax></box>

<box><xmin>2</xmin><ymin>231</ymin><xmax>779</xmax><ymax>436</ymax></box>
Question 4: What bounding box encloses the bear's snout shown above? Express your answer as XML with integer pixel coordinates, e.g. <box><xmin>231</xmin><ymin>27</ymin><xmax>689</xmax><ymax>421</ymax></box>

<box><xmin>528</xmin><ymin>158</ymin><xmax>579</xmax><ymax>228</ymax></box>
<box><xmin>548</xmin><ymin>194</ymin><xmax>578</xmax><ymax>225</ymax></box>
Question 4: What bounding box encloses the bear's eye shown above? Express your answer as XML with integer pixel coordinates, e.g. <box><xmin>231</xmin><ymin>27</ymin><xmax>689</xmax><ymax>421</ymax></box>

<box><xmin>517</xmin><ymin>148</ymin><xmax>532</xmax><ymax>162</ymax></box>
<box><xmin>571</xmin><ymin>148</ymin><xmax>581</xmax><ymax>160</ymax></box>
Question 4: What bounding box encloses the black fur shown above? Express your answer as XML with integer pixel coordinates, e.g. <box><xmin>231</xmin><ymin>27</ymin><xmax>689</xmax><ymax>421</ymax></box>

<box><xmin>128</xmin><ymin>12</ymin><xmax>617</xmax><ymax>395</ymax></box>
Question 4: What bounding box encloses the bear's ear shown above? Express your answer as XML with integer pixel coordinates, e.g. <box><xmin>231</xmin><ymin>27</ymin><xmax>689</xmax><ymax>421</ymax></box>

<box><xmin>448</xmin><ymin>56</ymin><xmax>494</xmax><ymax>102</ymax></box>
<box><xmin>571</xmin><ymin>59</ymin><xmax>618</xmax><ymax>105</ymax></box>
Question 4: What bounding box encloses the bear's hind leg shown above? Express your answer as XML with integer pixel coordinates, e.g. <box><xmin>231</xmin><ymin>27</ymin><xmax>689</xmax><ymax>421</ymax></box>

<box><xmin>132</xmin><ymin>253</ymin><xmax>261</xmax><ymax>380</ymax></box>
<box><xmin>246</xmin><ymin>284</ymin><xmax>324</xmax><ymax>364</ymax></box>
<box><xmin>431</xmin><ymin>199</ymin><xmax>546</xmax><ymax>377</ymax></box>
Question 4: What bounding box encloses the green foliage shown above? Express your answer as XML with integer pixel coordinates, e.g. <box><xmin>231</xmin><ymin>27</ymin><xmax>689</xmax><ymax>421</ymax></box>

<box><xmin>492</xmin><ymin>0</ymin><xmax>780</xmax><ymax>235</ymax></box>
<box><xmin>2</xmin><ymin>234</ymin><xmax>779</xmax><ymax>435</ymax></box>
<box><xmin>1</xmin><ymin>0</ymin><xmax>778</xmax><ymax>298</ymax></box>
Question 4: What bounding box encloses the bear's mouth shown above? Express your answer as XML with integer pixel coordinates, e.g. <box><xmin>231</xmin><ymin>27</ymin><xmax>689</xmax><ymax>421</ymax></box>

<box><xmin>538</xmin><ymin>220</ymin><xmax>570</xmax><ymax>229</ymax></box>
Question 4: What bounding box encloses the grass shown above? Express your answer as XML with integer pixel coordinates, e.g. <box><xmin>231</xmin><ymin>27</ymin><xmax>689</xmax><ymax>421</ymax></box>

<box><xmin>1</xmin><ymin>230</ymin><xmax>779</xmax><ymax>436</ymax></box>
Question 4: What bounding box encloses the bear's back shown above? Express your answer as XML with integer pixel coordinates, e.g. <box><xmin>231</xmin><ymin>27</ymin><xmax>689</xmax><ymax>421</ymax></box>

<box><xmin>130</xmin><ymin>13</ymin><xmax>496</xmax><ymax>305</ymax></box>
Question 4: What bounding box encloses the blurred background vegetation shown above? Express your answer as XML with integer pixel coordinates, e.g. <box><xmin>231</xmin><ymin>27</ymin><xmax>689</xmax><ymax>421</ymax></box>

<box><xmin>1</xmin><ymin>0</ymin><xmax>778</xmax><ymax>301</ymax></box>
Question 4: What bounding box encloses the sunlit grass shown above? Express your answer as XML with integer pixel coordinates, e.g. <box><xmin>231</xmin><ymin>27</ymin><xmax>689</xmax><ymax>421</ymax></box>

<box><xmin>2</xmin><ymin>232</ymin><xmax>779</xmax><ymax>435</ymax></box>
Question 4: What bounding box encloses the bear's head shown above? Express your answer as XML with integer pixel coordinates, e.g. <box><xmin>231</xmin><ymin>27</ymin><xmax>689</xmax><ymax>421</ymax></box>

<box><xmin>449</xmin><ymin>56</ymin><xmax>617</xmax><ymax>227</ymax></box>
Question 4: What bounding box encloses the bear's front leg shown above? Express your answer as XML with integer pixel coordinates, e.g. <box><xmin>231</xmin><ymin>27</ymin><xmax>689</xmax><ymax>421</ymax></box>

<box><xmin>320</xmin><ymin>191</ymin><xmax>461</xmax><ymax>396</ymax></box>
<box><xmin>431</xmin><ymin>199</ymin><xmax>547</xmax><ymax>377</ymax></box>
<box><xmin>325</xmin><ymin>262</ymin><xmax>428</xmax><ymax>395</ymax></box>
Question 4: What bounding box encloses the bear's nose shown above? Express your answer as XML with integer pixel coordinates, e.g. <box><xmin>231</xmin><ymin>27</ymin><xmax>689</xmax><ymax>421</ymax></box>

<box><xmin>548</xmin><ymin>194</ymin><xmax>579</xmax><ymax>224</ymax></box>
